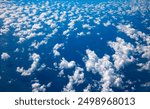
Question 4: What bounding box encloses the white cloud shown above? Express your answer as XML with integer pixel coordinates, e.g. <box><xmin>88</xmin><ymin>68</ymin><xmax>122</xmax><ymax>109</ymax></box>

<box><xmin>68</xmin><ymin>20</ymin><xmax>75</xmax><ymax>29</ymax></box>
<box><xmin>140</xmin><ymin>45</ymin><xmax>150</xmax><ymax>59</ymax></box>
<box><xmin>63</xmin><ymin>67</ymin><xmax>84</xmax><ymax>92</ymax></box>
<box><xmin>117</xmin><ymin>24</ymin><xmax>150</xmax><ymax>71</ymax></box>
<box><xmin>84</xmin><ymin>49</ymin><xmax>98</xmax><ymax>73</ymax></box>
<box><xmin>31</xmin><ymin>40</ymin><xmax>47</xmax><ymax>49</ymax></box>
<box><xmin>32</xmin><ymin>23</ymin><xmax>42</xmax><ymax>30</ymax></box>
<box><xmin>37</xmin><ymin>63</ymin><xmax>46</xmax><ymax>71</ymax></box>
<box><xmin>103</xmin><ymin>21</ymin><xmax>111</xmax><ymax>27</ymax></box>
<box><xmin>59</xmin><ymin>11</ymin><xmax>66</xmax><ymax>22</ymax></box>
<box><xmin>31</xmin><ymin>81</ymin><xmax>46</xmax><ymax>92</ymax></box>
<box><xmin>94</xmin><ymin>18</ymin><xmax>101</xmax><ymax>25</ymax></box>
<box><xmin>1</xmin><ymin>52</ymin><xmax>10</xmax><ymax>61</ymax></box>
<box><xmin>26</xmin><ymin>32</ymin><xmax>36</xmax><ymax>39</ymax></box>
<box><xmin>84</xmin><ymin>49</ymin><xmax>122</xmax><ymax>92</ymax></box>
<box><xmin>108</xmin><ymin>37</ymin><xmax>135</xmax><ymax>70</ymax></box>
<box><xmin>16</xmin><ymin>53</ymin><xmax>40</xmax><ymax>76</ymax></box>
<box><xmin>31</xmin><ymin>78</ymin><xmax>52</xmax><ymax>92</ymax></box>
<box><xmin>72</xmin><ymin>67</ymin><xmax>84</xmax><ymax>84</ymax></box>
<box><xmin>53</xmin><ymin>43</ymin><xmax>64</xmax><ymax>57</ymax></box>
<box><xmin>63</xmin><ymin>29</ymin><xmax>70</xmax><ymax>36</ymax></box>
<box><xmin>45</xmin><ymin>20</ymin><xmax>53</xmax><ymax>25</ymax></box>
<box><xmin>137</xmin><ymin>61</ymin><xmax>150</xmax><ymax>72</ymax></box>
<box><xmin>82</xmin><ymin>24</ymin><xmax>92</xmax><ymax>30</ymax></box>
<box><xmin>39</xmin><ymin>12</ymin><xmax>47</xmax><ymax>21</ymax></box>
<box><xmin>116</xmin><ymin>24</ymin><xmax>149</xmax><ymax>43</ymax></box>
<box><xmin>77</xmin><ymin>32</ymin><xmax>85</xmax><ymax>36</ymax></box>
<box><xmin>57</xmin><ymin>70</ymin><xmax>65</xmax><ymax>77</ymax></box>
<box><xmin>59</xmin><ymin>58</ymin><xmax>76</xmax><ymax>69</ymax></box>
<box><xmin>83</xmin><ymin>84</ymin><xmax>92</xmax><ymax>92</ymax></box>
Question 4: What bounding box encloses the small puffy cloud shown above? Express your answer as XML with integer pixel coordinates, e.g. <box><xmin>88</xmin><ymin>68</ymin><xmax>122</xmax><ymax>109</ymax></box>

<box><xmin>26</xmin><ymin>32</ymin><xmax>36</xmax><ymax>39</ymax></box>
<box><xmin>37</xmin><ymin>63</ymin><xmax>46</xmax><ymax>71</ymax></box>
<box><xmin>1</xmin><ymin>52</ymin><xmax>10</xmax><ymax>61</ymax></box>
<box><xmin>53</xmin><ymin>43</ymin><xmax>64</xmax><ymax>57</ymax></box>
<box><xmin>59</xmin><ymin>58</ymin><xmax>76</xmax><ymax>69</ymax></box>
<box><xmin>68</xmin><ymin>20</ymin><xmax>75</xmax><ymax>29</ymax></box>
<box><xmin>77</xmin><ymin>32</ymin><xmax>85</xmax><ymax>36</ymax></box>
<box><xmin>16</xmin><ymin>53</ymin><xmax>40</xmax><ymax>76</ymax></box>
<box><xmin>103</xmin><ymin>21</ymin><xmax>111</xmax><ymax>27</ymax></box>
<box><xmin>31</xmin><ymin>79</ymin><xmax>52</xmax><ymax>92</ymax></box>
<box><xmin>45</xmin><ymin>20</ymin><xmax>53</xmax><ymax>25</ymax></box>
<box><xmin>31</xmin><ymin>40</ymin><xmax>47</xmax><ymax>49</ymax></box>
<box><xmin>50</xmin><ymin>22</ymin><xmax>57</xmax><ymax>29</ymax></box>
<box><xmin>32</xmin><ymin>23</ymin><xmax>42</xmax><ymax>30</ymax></box>
<box><xmin>94</xmin><ymin>18</ymin><xmax>101</xmax><ymax>25</ymax></box>
<box><xmin>39</xmin><ymin>12</ymin><xmax>47</xmax><ymax>21</ymax></box>
<box><xmin>31</xmin><ymin>81</ymin><xmax>46</xmax><ymax>92</ymax></box>
<box><xmin>63</xmin><ymin>29</ymin><xmax>70</xmax><ymax>36</ymax></box>
<box><xmin>141</xmin><ymin>45</ymin><xmax>150</xmax><ymax>59</ymax></box>
<box><xmin>18</xmin><ymin>37</ymin><xmax>25</xmax><ymax>43</ymax></box>
<box><xmin>82</xmin><ymin>24</ymin><xmax>92</xmax><ymax>30</ymax></box>
<box><xmin>59</xmin><ymin>11</ymin><xmax>66</xmax><ymax>22</ymax></box>
<box><xmin>57</xmin><ymin>70</ymin><xmax>65</xmax><ymax>77</ymax></box>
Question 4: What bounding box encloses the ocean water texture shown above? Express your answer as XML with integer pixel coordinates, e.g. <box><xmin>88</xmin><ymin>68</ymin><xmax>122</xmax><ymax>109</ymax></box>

<box><xmin>0</xmin><ymin>0</ymin><xmax>150</xmax><ymax>92</ymax></box>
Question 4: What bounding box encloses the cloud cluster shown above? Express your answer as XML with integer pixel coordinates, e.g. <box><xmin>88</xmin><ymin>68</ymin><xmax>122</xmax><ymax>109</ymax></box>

<box><xmin>108</xmin><ymin>37</ymin><xmax>135</xmax><ymax>70</ymax></box>
<box><xmin>63</xmin><ymin>67</ymin><xmax>84</xmax><ymax>92</ymax></box>
<box><xmin>16</xmin><ymin>53</ymin><xmax>40</xmax><ymax>76</ymax></box>
<box><xmin>31</xmin><ymin>79</ymin><xmax>51</xmax><ymax>92</ymax></box>
<box><xmin>84</xmin><ymin>49</ymin><xmax>122</xmax><ymax>92</ymax></box>
<box><xmin>117</xmin><ymin>24</ymin><xmax>150</xmax><ymax>71</ymax></box>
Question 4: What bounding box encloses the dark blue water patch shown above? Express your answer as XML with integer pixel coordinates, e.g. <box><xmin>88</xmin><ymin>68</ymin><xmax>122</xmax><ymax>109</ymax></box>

<box><xmin>0</xmin><ymin>59</ymin><xmax>32</xmax><ymax>91</ymax></box>
<box><xmin>121</xmin><ymin>63</ymin><xmax>150</xmax><ymax>92</ymax></box>
<box><xmin>0</xmin><ymin>19</ymin><xmax>3</xmax><ymax>27</ymax></box>
<box><xmin>47</xmin><ymin>75</ymin><xmax>69</xmax><ymax>92</ymax></box>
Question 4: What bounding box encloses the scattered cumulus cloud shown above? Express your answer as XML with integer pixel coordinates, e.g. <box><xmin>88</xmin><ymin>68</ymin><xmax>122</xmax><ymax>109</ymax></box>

<box><xmin>1</xmin><ymin>52</ymin><xmax>10</xmax><ymax>61</ymax></box>
<box><xmin>53</xmin><ymin>43</ymin><xmax>64</xmax><ymax>57</ymax></box>
<box><xmin>84</xmin><ymin>49</ymin><xmax>122</xmax><ymax>92</ymax></box>
<box><xmin>108</xmin><ymin>37</ymin><xmax>135</xmax><ymax>70</ymax></box>
<box><xmin>63</xmin><ymin>67</ymin><xmax>84</xmax><ymax>92</ymax></box>
<box><xmin>59</xmin><ymin>58</ymin><xmax>76</xmax><ymax>70</ymax></box>
<box><xmin>16</xmin><ymin>53</ymin><xmax>40</xmax><ymax>76</ymax></box>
